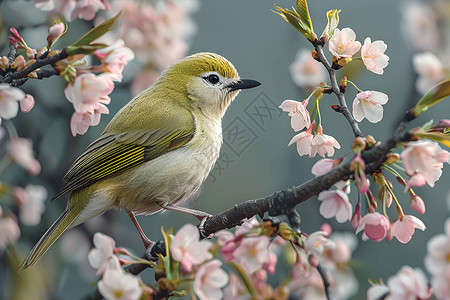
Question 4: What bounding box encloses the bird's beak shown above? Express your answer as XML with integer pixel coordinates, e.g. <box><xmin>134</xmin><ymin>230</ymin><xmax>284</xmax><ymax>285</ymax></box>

<box><xmin>228</xmin><ymin>79</ymin><xmax>261</xmax><ymax>91</ymax></box>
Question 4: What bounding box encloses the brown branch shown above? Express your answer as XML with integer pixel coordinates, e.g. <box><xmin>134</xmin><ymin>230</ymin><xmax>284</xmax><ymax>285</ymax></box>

<box><xmin>314</xmin><ymin>44</ymin><xmax>363</xmax><ymax>137</ymax></box>
<box><xmin>1</xmin><ymin>49</ymin><xmax>67</xmax><ymax>84</ymax></box>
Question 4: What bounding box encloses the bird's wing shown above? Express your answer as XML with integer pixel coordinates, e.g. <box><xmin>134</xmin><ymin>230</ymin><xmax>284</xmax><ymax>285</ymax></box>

<box><xmin>51</xmin><ymin>107</ymin><xmax>195</xmax><ymax>201</ymax></box>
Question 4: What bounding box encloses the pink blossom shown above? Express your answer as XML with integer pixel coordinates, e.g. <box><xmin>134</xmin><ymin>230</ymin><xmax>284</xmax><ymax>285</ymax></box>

<box><xmin>356</xmin><ymin>212</ymin><xmax>390</xmax><ymax>242</ymax></box>
<box><xmin>34</xmin><ymin>0</ymin><xmax>55</xmax><ymax>11</ymax></box>
<box><xmin>425</xmin><ymin>218</ymin><xmax>450</xmax><ymax>276</ymax></box>
<box><xmin>7</xmin><ymin>137</ymin><xmax>41</xmax><ymax>175</ymax></box>
<box><xmin>311</xmin><ymin>157</ymin><xmax>343</xmax><ymax>176</ymax></box>
<box><xmin>401</xmin><ymin>1</ymin><xmax>439</xmax><ymax>51</ymax></box>
<box><xmin>350</xmin><ymin>152</ymin><xmax>369</xmax><ymax>193</ymax></box>
<box><xmin>222</xmin><ymin>273</ymin><xmax>248</xmax><ymax>300</ymax></box>
<box><xmin>289</xmin><ymin>49</ymin><xmax>327</xmax><ymax>87</ymax></box>
<box><xmin>19</xmin><ymin>94</ymin><xmax>35</xmax><ymax>113</ymax></box>
<box><xmin>361</xmin><ymin>38</ymin><xmax>389</xmax><ymax>74</ymax></box>
<box><xmin>170</xmin><ymin>223</ymin><xmax>213</xmax><ymax>273</ymax></box>
<box><xmin>280</xmin><ymin>99</ymin><xmax>311</xmax><ymax>131</ymax></box>
<box><xmin>318</xmin><ymin>190</ymin><xmax>352</xmax><ymax>223</ymax></box>
<box><xmin>288</xmin><ymin>123</ymin><xmax>314</xmax><ymax>157</ymax></box>
<box><xmin>304</xmin><ymin>231</ymin><xmax>335</xmax><ymax>260</ymax></box>
<box><xmin>391</xmin><ymin>215</ymin><xmax>426</xmax><ymax>244</ymax></box>
<box><xmin>0</xmin><ymin>83</ymin><xmax>25</xmax><ymax>122</ymax></box>
<box><xmin>351</xmin><ymin>202</ymin><xmax>362</xmax><ymax>229</ymax></box>
<box><xmin>431</xmin><ymin>264</ymin><xmax>450</xmax><ymax>299</ymax></box>
<box><xmin>70</xmin><ymin>105</ymin><xmax>109</xmax><ymax>136</ymax></box>
<box><xmin>410</xmin><ymin>194</ymin><xmax>426</xmax><ymax>214</ymax></box>
<box><xmin>98</xmin><ymin>256</ymin><xmax>142</xmax><ymax>300</ymax></box>
<box><xmin>310</xmin><ymin>132</ymin><xmax>341</xmax><ymax>158</ymax></box>
<box><xmin>94</xmin><ymin>39</ymin><xmax>135</xmax><ymax>81</ymax></box>
<box><xmin>233</xmin><ymin>236</ymin><xmax>270</xmax><ymax>274</ymax></box>
<box><xmin>413</xmin><ymin>52</ymin><xmax>445</xmax><ymax>94</ymax></box>
<box><xmin>130</xmin><ymin>69</ymin><xmax>160</xmax><ymax>96</ymax></box>
<box><xmin>88</xmin><ymin>232</ymin><xmax>116</xmax><ymax>275</ymax></box>
<box><xmin>47</xmin><ymin>22</ymin><xmax>65</xmax><ymax>44</ymax></box>
<box><xmin>401</xmin><ymin>141</ymin><xmax>449</xmax><ymax>190</ymax></box>
<box><xmin>70</xmin><ymin>0</ymin><xmax>110</xmax><ymax>22</ymax></box>
<box><xmin>387</xmin><ymin>266</ymin><xmax>432</xmax><ymax>300</ymax></box>
<box><xmin>328</xmin><ymin>28</ymin><xmax>361</xmax><ymax>58</ymax></box>
<box><xmin>194</xmin><ymin>260</ymin><xmax>229</xmax><ymax>300</ymax></box>
<box><xmin>0</xmin><ymin>216</ymin><xmax>20</xmax><ymax>250</ymax></box>
<box><xmin>64</xmin><ymin>73</ymin><xmax>115</xmax><ymax>114</ymax></box>
<box><xmin>15</xmin><ymin>184</ymin><xmax>47</xmax><ymax>226</ymax></box>
<box><xmin>235</xmin><ymin>216</ymin><xmax>260</xmax><ymax>237</ymax></box>
<box><xmin>352</xmin><ymin>90</ymin><xmax>389</xmax><ymax>123</ymax></box>
<box><xmin>367</xmin><ymin>281</ymin><xmax>389</xmax><ymax>300</ymax></box>
<box><xmin>327</xmin><ymin>232</ymin><xmax>357</xmax><ymax>265</ymax></box>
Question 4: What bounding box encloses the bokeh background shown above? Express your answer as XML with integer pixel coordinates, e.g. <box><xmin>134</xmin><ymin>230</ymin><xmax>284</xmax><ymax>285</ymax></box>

<box><xmin>1</xmin><ymin>0</ymin><xmax>450</xmax><ymax>299</ymax></box>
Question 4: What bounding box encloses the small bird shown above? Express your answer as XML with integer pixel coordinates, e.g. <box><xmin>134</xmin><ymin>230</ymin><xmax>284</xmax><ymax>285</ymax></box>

<box><xmin>19</xmin><ymin>52</ymin><xmax>260</xmax><ymax>270</ymax></box>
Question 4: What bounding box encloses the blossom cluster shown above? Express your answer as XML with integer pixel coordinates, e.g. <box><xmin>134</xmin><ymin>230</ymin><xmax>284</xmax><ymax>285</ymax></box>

<box><xmin>34</xmin><ymin>0</ymin><xmax>111</xmax><ymax>22</ymax></box>
<box><xmin>367</xmin><ymin>217</ymin><xmax>450</xmax><ymax>299</ymax></box>
<box><xmin>86</xmin><ymin>217</ymin><xmax>358</xmax><ymax>300</ymax></box>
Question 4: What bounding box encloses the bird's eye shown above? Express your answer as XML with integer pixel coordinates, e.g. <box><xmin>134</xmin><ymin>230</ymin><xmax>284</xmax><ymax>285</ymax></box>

<box><xmin>205</xmin><ymin>74</ymin><xmax>220</xmax><ymax>85</ymax></box>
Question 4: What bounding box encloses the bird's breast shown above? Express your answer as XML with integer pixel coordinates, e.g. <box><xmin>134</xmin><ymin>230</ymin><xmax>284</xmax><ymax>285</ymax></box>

<box><xmin>95</xmin><ymin>115</ymin><xmax>223</xmax><ymax>215</ymax></box>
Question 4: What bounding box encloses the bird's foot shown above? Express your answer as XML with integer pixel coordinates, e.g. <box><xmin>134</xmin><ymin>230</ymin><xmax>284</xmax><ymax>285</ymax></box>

<box><xmin>145</xmin><ymin>240</ymin><xmax>166</xmax><ymax>261</ymax></box>
<box><xmin>198</xmin><ymin>216</ymin><xmax>213</xmax><ymax>239</ymax></box>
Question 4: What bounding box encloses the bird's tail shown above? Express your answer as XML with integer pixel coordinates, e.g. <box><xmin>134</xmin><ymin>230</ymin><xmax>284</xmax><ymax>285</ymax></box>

<box><xmin>19</xmin><ymin>208</ymin><xmax>81</xmax><ymax>271</ymax></box>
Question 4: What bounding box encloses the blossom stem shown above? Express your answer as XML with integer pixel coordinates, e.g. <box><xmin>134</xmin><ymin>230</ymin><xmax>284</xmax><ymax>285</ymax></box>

<box><xmin>314</xmin><ymin>44</ymin><xmax>363</xmax><ymax>137</ymax></box>
<box><xmin>384</xmin><ymin>177</ymin><xmax>401</xmax><ymax>209</ymax></box>
<box><xmin>343</xmin><ymin>80</ymin><xmax>362</xmax><ymax>93</ymax></box>
<box><xmin>381</xmin><ymin>165</ymin><xmax>408</xmax><ymax>186</ymax></box>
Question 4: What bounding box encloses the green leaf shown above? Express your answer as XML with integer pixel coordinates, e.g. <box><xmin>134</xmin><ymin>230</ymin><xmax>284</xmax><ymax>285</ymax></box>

<box><xmin>413</xmin><ymin>80</ymin><xmax>450</xmax><ymax>116</ymax></box>
<box><xmin>65</xmin><ymin>43</ymin><xmax>108</xmax><ymax>56</ymax></box>
<box><xmin>71</xmin><ymin>12</ymin><xmax>121</xmax><ymax>47</ymax></box>
<box><xmin>296</xmin><ymin>0</ymin><xmax>314</xmax><ymax>33</ymax></box>
<box><xmin>273</xmin><ymin>4</ymin><xmax>316</xmax><ymax>42</ymax></box>
<box><xmin>413</xmin><ymin>132</ymin><xmax>450</xmax><ymax>147</ymax></box>
<box><xmin>321</xmin><ymin>9</ymin><xmax>341</xmax><ymax>41</ymax></box>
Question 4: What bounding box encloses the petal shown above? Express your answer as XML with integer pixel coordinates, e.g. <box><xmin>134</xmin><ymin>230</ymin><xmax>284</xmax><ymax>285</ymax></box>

<box><xmin>0</xmin><ymin>98</ymin><xmax>19</xmax><ymax>119</ymax></box>
<box><xmin>363</xmin><ymin>103</ymin><xmax>384</xmax><ymax>123</ymax></box>
<box><xmin>352</xmin><ymin>99</ymin><xmax>364</xmax><ymax>122</ymax></box>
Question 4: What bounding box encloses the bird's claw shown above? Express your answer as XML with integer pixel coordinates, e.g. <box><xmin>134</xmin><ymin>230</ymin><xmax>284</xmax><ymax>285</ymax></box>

<box><xmin>198</xmin><ymin>216</ymin><xmax>213</xmax><ymax>239</ymax></box>
<box><xmin>144</xmin><ymin>240</ymin><xmax>166</xmax><ymax>261</ymax></box>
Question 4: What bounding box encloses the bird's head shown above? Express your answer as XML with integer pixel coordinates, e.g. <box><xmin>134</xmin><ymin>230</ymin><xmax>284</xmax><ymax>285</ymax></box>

<box><xmin>157</xmin><ymin>52</ymin><xmax>260</xmax><ymax>119</ymax></box>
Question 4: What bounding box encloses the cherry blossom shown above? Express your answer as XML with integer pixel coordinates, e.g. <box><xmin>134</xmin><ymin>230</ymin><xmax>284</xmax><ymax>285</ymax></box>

<box><xmin>431</xmin><ymin>264</ymin><xmax>450</xmax><ymax>300</ymax></box>
<box><xmin>311</xmin><ymin>157</ymin><xmax>343</xmax><ymax>176</ymax></box>
<box><xmin>310</xmin><ymin>131</ymin><xmax>341</xmax><ymax>158</ymax></box>
<box><xmin>280</xmin><ymin>99</ymin><xmax>311</xmax><ymax>131</ymax></box>
<box><xmin>289</xmin><ymin>49</ymin><xmax>327</xmax><ymax>87</ymax></box>
<box><xmin>7</xmin><ymin>137</ymin><xmax>41</xmax><ymax>175</ymax></box>
<box><xmin>318</xmin><ymin>190</ymin><xmax>352</xmax><ymax>223</ymax></box>
<box><xmin>170</xmin><ymin>223</ymin><xmax>213</xmax><ymax>273</ymax></box>
<box><xmin>0</xmin><ymin>216</ymin><xmax>20</xmax><ymax>250</ymax></box>
<box><xmin>64</xmin><ymin>73</ymin><xmax>115</xmax><ymax>114</ymax></box>
<box><xmin>356</xmin><ymin>212</ymin><xmax>390</xmax><ymax>242</ymax></box>
<box><xmin>391</xmin><ymin>215</ymin><xmax>426</xmax><ymax>244</ymax></box>
<box><xmin>412</xmin><ymin>52</ymin><xmax>445</xmax><ymax>94</ymax></box>
<box><xmin>47</xmin><ymin>22</ymin><xmax>65</xmax><ymax>44</ymax></box>
<box><xmin>88</xmin><ymin>232</ymin><xmax>116</xmax><ymax>275</ymax></box>
<box><xmin>410</xmin><ymin>194</ymin><xmax>425</xmax><ymax>214</ymax></box>
<box><xmin>288</xmin><ymin>122</ymin><xmax>314</xmax><ymax>157</ymax></box>
<box><xmin>361</xmin><ymin>38</ymin><xmax>389</xmax><ymax>75</ymax></box>
<box><xmin>352</xmin><ymin>90</ymin><xmax>388</xmax><ymax>123</ymax></box>
<box><xmin>94</xmin><ymin>39</ymin><xmax>135</xmax><ymax>81</ymax></box>
<box><xmin>0</xmin><ymin>83</ymin><xmax>26</xmax><ymax>123</ymax></box>
<box><xmin>350</xmin><ymin>152</ymin><xmax>369</xmax><ymax>193</ymax></box>
<box><xmin>387</xmin><ymin>266</ymin><xmax>432</xmax><ymax>300</ymax></box>
<box><xmin>14</xmin><ymin>184</ymin><xmax>47</xmax><ymax>226</ymax></box>
<box><xmin>194</xmin><ymin>260</ymin><xmax>229</xmax><ymax>300</ymax></box>
<box><xmin>98</xmin><ymin>256</ymin><xmax>142</xmax><ymax>300</ymax></box>
<box><xmin>19</xmin><ymin>94</ymin><xmax>35</xmax><ymax>113</ymax></box>
<box><xmin>70</xmin><ymin>105</ymin><xmax>109</xmax><ymax>136</ymax></box>
<box><xmin>71</xmin><ymin>0</ymin><xmax>110</xmax><ymax>22</ymax></box>
<box><xmin>425</xmin><ymin>218</ymin><xmax>450</xmax><ymax>276</ymax></box>
<box><xmin>222</xmin><ymin>273</ymin><xmax>249</xmax><ymax>300</ymax></box>
<box><xmin>304</xmin><ymin>231</ymin><xmax>335</xmax><ymax>260</ymax></box>
<box><xmin>328</xmin><ymin>28</ymin><xmax>361</xmax><ymax>58</ymax></box>
<box><xmin>233</xmin><ymin>236</ymin><xmax>270</xmax><ymax>274</ymax></box>
<box><xmin>367</xmin><ymin>281</ymin><xmax>389</xmax><ymax>300</ymax></box>
<box><xmin>401</xmin><ymin>140</ymin><xmax>449</xmax><ymax>190</ymax></box>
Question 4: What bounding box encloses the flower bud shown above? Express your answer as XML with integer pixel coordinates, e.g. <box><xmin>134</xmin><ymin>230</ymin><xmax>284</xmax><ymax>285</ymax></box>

<box><xmin>331</xmin><ymin>56</ymin><xmax>347</xmax><ymax>69</ymax></box>
<box><xmin>340</xmin><ymin>76</ymin><xmax>347</xmax><ymax>93</ymax></box>
<box><xmin>410</xmin><ymin>194</ymin><xmax>426</xmax><ymax>214</ymax></box>
<box><xmin>365</xmin><ymin>135</ymin><xmax>377</xmax><ymax>148</ymax></box>
<box><xmin>11</xmin><ymin>55</ymin><xmax>26</xmax><ymax>71</ymax></box>
<box><xmin>0</xmin><ymin>56</ymin><xmax>9</xmax><ymax>71</ymax></box>
<box><xmin>352</xmin><ymin>136</ymin><xmax>366</xmax><ymax>152</ymax></box>
<box><xmin>331</xmin><ymin>104</ymin><xmax>341</xmax><ymax>112</ymax></box>
<box><xmin>351</xmin><ymin>202</ymin><xmax>362</xmax><ymax>229</ymax></box>
<box><xmin>385</xmin><ymin>153</ymin><xmax>400</xmax><ymax>165</ymax></box>
<box><xmin>311</xmin><ymin>50</ymin><xmax>320</xmax><ymax>62</ymax></box>
<box><xmin>8</xmin><ymin>27</ymin><xmax>23</xmax><ymax>46</ymax></box>
<box><xmin>320</xmin><ymin>223</ymin><xmax>332</xmax><ymax>236</ymax></box>
<box><xmin>47</xmin><ymin>22</ymin><xmax>66</xmax><ymax>45</ymax></box>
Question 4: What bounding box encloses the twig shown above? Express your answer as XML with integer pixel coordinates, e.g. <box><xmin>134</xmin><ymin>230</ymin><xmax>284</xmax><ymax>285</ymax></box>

<box><xmin>317</xmin><ymin>263</ymin><xmax>331</xmax><ymax>300</ymax></box>
<box><xmin>1</xmin><ymin>49</ymin><xmax>67</xmax><ymax>84</ymax></box>
<box><xmin>314</xmin><ymin>44</ymin><xmax>363</xmax><ymax>137</ymax></box>
<box><xmin>7</xmin><ymin>44</ymin><xmax>17</xmax><ymax>64</ymax></box>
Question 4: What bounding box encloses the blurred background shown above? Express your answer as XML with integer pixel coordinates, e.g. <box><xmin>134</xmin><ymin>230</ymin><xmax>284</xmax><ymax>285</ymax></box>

<box><xmin>1</xmin><ymin>0</ymin><xmax>450</xmax><ymax>299</ymax></box>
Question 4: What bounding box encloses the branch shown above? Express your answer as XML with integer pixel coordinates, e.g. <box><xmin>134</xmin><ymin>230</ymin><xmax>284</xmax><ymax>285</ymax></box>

<box><xmin>314</xmin><ymin>44</ymin><xmax>363</xmax><ymax>137</ymax></box>
<box><xmin>1</xmin><ymin>49</ymin><xmax>67</xmax><ymax>84</ymax></box>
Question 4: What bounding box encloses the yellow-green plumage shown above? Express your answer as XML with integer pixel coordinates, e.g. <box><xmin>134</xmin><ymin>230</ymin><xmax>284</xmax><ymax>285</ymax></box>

<box><xmin>19</xmin><ymin>52</ymin><xmax>259</xmax><ymax>271</ymax></box>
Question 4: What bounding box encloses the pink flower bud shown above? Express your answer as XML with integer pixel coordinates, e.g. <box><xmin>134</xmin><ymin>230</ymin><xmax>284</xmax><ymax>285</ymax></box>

<box><xmin>47</xmin><ymin>22</ymin><xmax>65</xmax><ymax>44</ymax></box>
<box><xmin>20</xmin><ymin>94</ymin><xmax>35</xmax><ymax>113</ymax></box>
<box><xmin>351</xmin><ymin>202</ymin><xmax>362</xmax><ymax>229</ymax></box>
<box><xmin>8</xmin><ymin>27</ymin><xmax>22</xmax><ymax>46</ymax></box>
<box><xmin>410</xmin><ymin>194</ymin><xmax>426</xmax><ymax>214</ymax></box>
<box><xmin>320</xmin><ymin>223</ymin><xmax>332</xmax><ymax>236</ymax></box>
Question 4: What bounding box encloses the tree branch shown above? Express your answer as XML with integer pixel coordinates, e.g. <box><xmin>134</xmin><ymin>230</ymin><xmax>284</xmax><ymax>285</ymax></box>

<box><xmin>314</xmin><ymin>44</ymin><xmax>363</xmax><ymax>137</ymax></box>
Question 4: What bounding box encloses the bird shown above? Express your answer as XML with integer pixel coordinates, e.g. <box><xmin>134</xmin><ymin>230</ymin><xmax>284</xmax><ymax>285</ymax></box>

<box><xmin>19</xmin><ymin>52</ymin><xmax>260</xmax><ymax>270</ymax></box>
